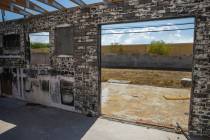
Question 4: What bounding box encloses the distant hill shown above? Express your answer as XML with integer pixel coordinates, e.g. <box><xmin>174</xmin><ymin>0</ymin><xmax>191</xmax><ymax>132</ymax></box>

<box><xmin>30</xmin><ymin>43</ymin><xmax>49</xmax><ymax>54</ymax></box>
<box><xmin>102</xmin><ymin>43</ymin><xmax>193</xmax><ymax>56</ymax></box>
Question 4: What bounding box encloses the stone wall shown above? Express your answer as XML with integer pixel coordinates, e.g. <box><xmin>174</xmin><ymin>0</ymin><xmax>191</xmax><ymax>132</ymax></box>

<box><xmin>0</xmin><ymin>0</ymin><xmax>209</xmax><ymax>137</ymax></box>
<box><xmin>31</xmin><ymin>53</ymin><xmax>50</xmax><ymax>65</ymax></box>
<box><xmin>102</xmin><ymin>54</ymin><xmax>192</xmax><ymax>70</ymax></box>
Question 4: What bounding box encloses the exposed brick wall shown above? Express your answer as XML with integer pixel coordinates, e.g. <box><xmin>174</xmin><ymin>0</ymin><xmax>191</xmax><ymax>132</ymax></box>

<box><xmin>0</xmin><ymin>0</ymin><xmax>209</xmax><ymax>136</ymax></box>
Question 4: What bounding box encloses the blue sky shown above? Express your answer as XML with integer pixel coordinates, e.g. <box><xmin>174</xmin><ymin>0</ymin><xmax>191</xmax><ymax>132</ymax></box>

<box><xmin>0</xmin><ymin>0</ymin><xmax>103</xmax><ymax>21</ymax></box>
<box><xmin>102</xmin><ymin>17</ymin><xmax>195</xmax><ymax>45</ymax></box>
<box><xmin>30</xmin><ymin>32</ymin><xmax>49</xmax><ymax>44</ymax></box>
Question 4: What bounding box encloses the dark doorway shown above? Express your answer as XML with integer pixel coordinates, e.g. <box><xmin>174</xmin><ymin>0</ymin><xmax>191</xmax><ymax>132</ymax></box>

<box><xmin>1</xmin><ymin>69</ymin><xmax>13</xmax><ymax>96</ymax></box>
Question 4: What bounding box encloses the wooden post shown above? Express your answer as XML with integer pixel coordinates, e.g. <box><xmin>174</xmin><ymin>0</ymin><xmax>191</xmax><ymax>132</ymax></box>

<box><xmin>1</xmin><ymin>9</ymin><xmax>5</xmax><ymax>22</ymax></box>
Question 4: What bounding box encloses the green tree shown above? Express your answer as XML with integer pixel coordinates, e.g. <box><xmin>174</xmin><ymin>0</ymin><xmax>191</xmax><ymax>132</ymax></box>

<box><xmin>109</xmin><ymin>43</ymin><xmax>124</xmax><ymax>54</ymax></box>
<box><xmin>147</xmin><ymin>40</ymin><xmax>170</xmax><ymax>56</ymax></box>
<box><xmin>30</xmin><ymin>43</ymin><xmax>50</xmax><ymax>49</ymax></box>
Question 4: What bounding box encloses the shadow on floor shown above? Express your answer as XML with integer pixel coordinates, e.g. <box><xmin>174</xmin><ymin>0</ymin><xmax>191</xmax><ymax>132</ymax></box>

<box><xmin>0</xmin><ymin>97</ymin><xmax>209</xmax><ymax>140</ymax></box>
<box><xmin>190</xmin><ymin>136</ymin><xmax>209</xmax><ymax>140</ymax></box>
<box><xmin>0</xmin><ymin>97</ymin><xmax>97</xmax><ymax>140</ymax></box>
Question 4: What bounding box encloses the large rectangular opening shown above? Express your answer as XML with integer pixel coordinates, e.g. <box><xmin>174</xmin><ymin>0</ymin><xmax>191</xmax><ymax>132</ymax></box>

<box><xmin>29</xmin><ymin>32</ymin><xmax>50</xmax><ymax>66</ymax></box>
<box><xmin>100</xmin><ymin>17</ymin><xmax>195</xmax><ymax>130</ymax></box>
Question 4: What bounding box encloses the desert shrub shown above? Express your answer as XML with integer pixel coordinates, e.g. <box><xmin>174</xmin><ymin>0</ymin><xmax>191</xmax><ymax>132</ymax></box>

<box><xmin>31</xmin><ymin>43</ymin><xmax>50</xmax><ymax>49</ymax></box>
<box><xmin>108</xmin><ymin>43</ymin><xmax>124</xmax><ymax>54</ymax></box>
<box><xmin>147</xmin><ymin>41</ymin><xmax>170</xmax><ymax>55</ymax></box>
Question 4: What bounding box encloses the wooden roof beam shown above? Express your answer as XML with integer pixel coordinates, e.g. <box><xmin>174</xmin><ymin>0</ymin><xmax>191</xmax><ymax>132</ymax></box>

<box><xmin>1</xmin><ymin>9</ymin><xmax>5</xmax><ymax>22</ymax></box>
<box><xmin>0</xmin><ymin>0</ymin><xmax>32</xmax><ymax>16</ymax></box>
<box><xmin>69</xmin><ymin>0</ymin><xmax>86</xmax><ymax>7</ymax></box>
<box><xmin>37</xmin><ymin>0</ymin><xmax>65</xmax><ymax>10</ymax></box>
<box><xmin>12</xmin><ymin>0</ymin><xmax>48</xmax><ymax>13</ymax></box>
<box><xmin>9</xmin><ymin>3</ymin><xmax>32</xmax><ymax>16</ymax></box>
<box><xmin>0</xmin><ymin>1</ymin><xmax>32</xmax><ymax>16</ymax></box>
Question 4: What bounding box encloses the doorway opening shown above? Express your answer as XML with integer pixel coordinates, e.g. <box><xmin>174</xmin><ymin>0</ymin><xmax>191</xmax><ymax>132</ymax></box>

<box><xmin>100</xmin><ymin>17</ymin><xmax>195</xmax><ymax>130</ymax></box>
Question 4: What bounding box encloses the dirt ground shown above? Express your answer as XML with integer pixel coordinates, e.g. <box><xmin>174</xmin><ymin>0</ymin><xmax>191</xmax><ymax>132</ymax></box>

<box><xmin>101</xmin><ymin>82</ymin><xmax>191</xmax><ymax>130</ymax></box>
<box><xmin>101</xmin><ymin>68</ymin><xmax>192</xmax><ymax>88</ymax></box>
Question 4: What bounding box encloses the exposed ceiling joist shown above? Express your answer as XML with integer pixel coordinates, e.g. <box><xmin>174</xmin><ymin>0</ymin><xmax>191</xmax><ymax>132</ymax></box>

<box><xmin>0</xmin><ymin>1</ymin><xmax>32</xmax><ymax>16</ymax></box>
<box><xmin>12</xmin><ymin>0</ymin><xmax>48</xmax><ymax>13</ymax></box>
<box><xmin>37</xmin><ymin>0</ymin><xmax>65</xmax><ymax>10</ymax></box>
<box><xmin>0</xmin><ymin>0</ymin><xmax>97</xmax><ymax>21</ymax></box>
<box><xmin>103</xmin><ymin>0</ymin><xmax>123</xmax><ymax>4</ymax></box>
<box><xmin>1</xmin><ymin>9</ymin><xmax>5</xmax><ymax>22</ymax></box>
<box><xmin>69</xmin><ymin>0</ymin><xmax>86</xmax><ymax>7</ymax></box>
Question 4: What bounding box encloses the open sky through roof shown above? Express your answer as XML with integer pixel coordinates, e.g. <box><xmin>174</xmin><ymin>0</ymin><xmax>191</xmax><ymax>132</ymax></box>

<box><xmin>0</xmin><ymin>0</ymin><xmax>103</xmax><ymax>21</ymax></box>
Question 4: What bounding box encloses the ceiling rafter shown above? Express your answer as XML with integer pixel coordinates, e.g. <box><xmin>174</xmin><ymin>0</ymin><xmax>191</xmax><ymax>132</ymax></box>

<box><xmin>0</xmin><ymin>0</ymin><xmax>101</xmax><ymax>21</ymax></box>
<box><xmin>37</xmin><ymin>0</ymin><xmax>65</xmax><ymax>10</ymax></box>
<box><xmin>1</xmin><ymin>9</ymin><xmax>5</xmax><ymax>22</ymax></box>
<box><xmin>69</xmin><ymin>0</ymin><xmax>86</xmax><ymax>7</ymax></box>
<box><xmin>0</xmin><ymin>0</ymin><xmax>32</xmax><ymax>16</ymax></box>
<box><xmin>12</xmin><ymin>0</ymin><xmax>48</xmax><ymax>13</ymax></box>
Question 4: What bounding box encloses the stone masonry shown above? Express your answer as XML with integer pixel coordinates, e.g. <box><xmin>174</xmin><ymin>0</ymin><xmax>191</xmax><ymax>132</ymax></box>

<box><xmin>0</xmin><ymin>0</ymin><xmax>209</xmax><ymax>137</ymax></box>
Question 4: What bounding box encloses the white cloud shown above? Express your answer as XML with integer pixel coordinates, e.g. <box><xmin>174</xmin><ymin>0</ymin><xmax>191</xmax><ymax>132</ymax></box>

<box><xmin>102</xmin><ymin>24</ymin><xmax>194</xmax><ymax>45</ymax></box>
<box><xmin>29</xmin><ymin>32</ymin><xmax>49</xmax><ymax>43</ymax></box>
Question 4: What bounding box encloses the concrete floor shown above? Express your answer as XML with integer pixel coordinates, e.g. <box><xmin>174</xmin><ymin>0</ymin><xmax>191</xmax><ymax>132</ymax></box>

<box><xmin>0</xmin><ymin>97</ymin><xmax>208</xmax><ymax>140</ymax></box>
<box><xmin>102</xmin><ymin>82</ymin><xmax>191</xmax><ymax>130</ymax></box>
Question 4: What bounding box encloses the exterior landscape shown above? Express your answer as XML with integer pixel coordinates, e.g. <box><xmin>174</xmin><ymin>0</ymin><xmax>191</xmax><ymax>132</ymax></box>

<box><xmin>0</xmin><ymin>0</ymin><xmax>209</xmax><ymax>140</ymax></box>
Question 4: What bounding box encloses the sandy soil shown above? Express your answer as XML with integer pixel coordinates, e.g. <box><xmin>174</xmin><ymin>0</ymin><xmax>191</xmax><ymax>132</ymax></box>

<box><xmin>101</xmin><ymin>82</ymin><xmax>191</xmax><ymax>130</ymax></box>
<box><xmin>101</xmin><ymin>68</ymin><xmax>192</xmax><ymax>88</ymax></box>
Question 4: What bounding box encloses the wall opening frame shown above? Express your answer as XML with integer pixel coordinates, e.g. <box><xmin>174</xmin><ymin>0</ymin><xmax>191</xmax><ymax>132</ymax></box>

<box><xmin>98</xmin><ymin>16</ymin><xmax>196</xmax><ymax>131</ymax></box>
<box><xmin>29</xmin><ymin>32</ymin><xmax>50</xmax><ymax>66</ymax></box>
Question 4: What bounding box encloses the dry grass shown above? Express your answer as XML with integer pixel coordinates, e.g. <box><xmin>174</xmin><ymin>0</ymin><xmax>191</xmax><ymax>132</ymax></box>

<box><xmin>31</xmin><ymin>48</ymin><xmax>49</xmax><ymax>54</ymax></box>
<box><xmin>101</xmin><ymin>68</ymin><xmax>192</xmax><ymax>88</ymax></box>
<box><xmin>102</xmin><ymin>43</ymin><xmax>193</xmax><ymax>56</ymax></box>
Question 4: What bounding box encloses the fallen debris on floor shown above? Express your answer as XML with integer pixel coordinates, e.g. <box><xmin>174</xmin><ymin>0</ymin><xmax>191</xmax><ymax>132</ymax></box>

<box><xmin>181</xmin><ymin>78</ymin><xmax>192</xmax><ymax>87</ymax></box>
<box><xmin>163</xmin><ymin>95</ymin><xmax>190</xmax><ymax>100</ymax></box>
<box><xmin>108</xmin><ymin>79</ymin><xmax>131</xmax><ymax>84</ymax></box>
<box><xmin>176</xmin><ymin>122</ymin><xmax>191</xmax><ymax>140</ymax></box>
